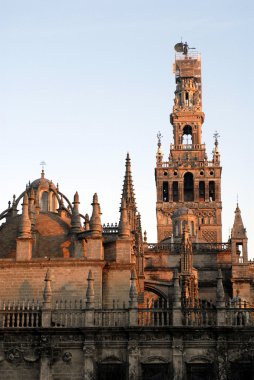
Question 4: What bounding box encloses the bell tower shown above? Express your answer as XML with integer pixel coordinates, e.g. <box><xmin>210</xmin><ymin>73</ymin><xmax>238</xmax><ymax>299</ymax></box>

<box><xmin>155</xmin><ymin>42</ymin><xmax>222</xmax><ymax>243</ymax></box>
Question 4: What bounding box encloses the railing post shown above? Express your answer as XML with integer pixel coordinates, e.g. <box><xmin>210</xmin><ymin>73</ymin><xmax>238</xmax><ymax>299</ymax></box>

<box><xmin>216</xmin><ymin>269</ymin><xmax>226</xmax><ymax>326</ymax></box>
<box><xmin>172</xmin><ymin>270</ymin><xmax>183</xmax><ymax>326</ymax></box>
<box><xmin>129</xmin><ymin>269</ymin><xmax>138</xmax><ymax>326</ymax></box>
<box><xmin>85</xmin><ymin>270</ymin><xmax>95</xmax><ymax>327</ymax></box>
<box><xmin>42</xmin><ymin>269</ymin><xmax>52</xmax><ymax>328</ymax></box>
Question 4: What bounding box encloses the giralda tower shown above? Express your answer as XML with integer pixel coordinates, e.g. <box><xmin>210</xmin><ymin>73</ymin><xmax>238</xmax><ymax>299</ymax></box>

<box><xmin>155</xmin><ymin>42</ymin><xmax>222</xmax><ymax>243</ymax></box>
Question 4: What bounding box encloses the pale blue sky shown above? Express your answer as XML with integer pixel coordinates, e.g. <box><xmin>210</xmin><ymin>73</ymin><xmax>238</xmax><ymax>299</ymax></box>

<box><xmin>0</xmin><ymin>1</ymin><xmax>253</xmax><ymax>254</ymax></box>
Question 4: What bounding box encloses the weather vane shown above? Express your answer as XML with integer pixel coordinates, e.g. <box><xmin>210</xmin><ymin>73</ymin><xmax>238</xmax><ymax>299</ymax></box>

<box><xmin>40</xmin><ymin>161</ymin><xmax>46</xmax><ymax>170</ymax></box>
<box><xmin>157</xmin><ymin>131</ymin><xmax>163</xmax><ymax>147</ymax></box>
<box><xmin>213</xmin><ymin>131</ymin><xmax>220</xmax><ymax>146</ymax></box>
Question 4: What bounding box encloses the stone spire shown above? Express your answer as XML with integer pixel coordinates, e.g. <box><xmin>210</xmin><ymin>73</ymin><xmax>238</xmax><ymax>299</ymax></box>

<box><xmin>118</xmin><ymin>198</ymin><xmax>130</xmax><ymax>239</ymax></box>
<box><xmin>121</xmin><ymin>153</ymin><xmax>137</xmax><ymax>230</ymax></box>
<box><xmin>231</xmin><ymin>203</ymin><xmax>247</xmax><ymax>239</ymax></box>
<box><xmin>89</xmin><ymin>193</ymin><xmax>102</xmax><ymax>237</ymax></box>
<box><xmin>71</xmin><ymin>191</ymin><xmax>81</xmax><ymax>233</ymax></box>
<box><xmin>19</xmin><ymin>192</ymin><xmax>32</xmax><ymax>238</ymax></box>
<box><xmin>86</xmin><ymin>270</ymin><xmax>95</xmax><ymax>308</ymax></box>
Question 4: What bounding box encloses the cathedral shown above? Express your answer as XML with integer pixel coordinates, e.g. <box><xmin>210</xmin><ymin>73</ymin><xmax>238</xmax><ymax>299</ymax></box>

<box><xmin>0</xmin><ymin>42</ymin><xmax>253</xmax><ymax>380</ymax></box>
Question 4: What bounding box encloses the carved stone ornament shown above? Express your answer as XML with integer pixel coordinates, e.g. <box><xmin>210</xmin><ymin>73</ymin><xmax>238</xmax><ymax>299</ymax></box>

<box><xmin>62</xmin><ymin>351</ymin><xmax>72</xmax><ymax>363</ymax></box>
<box><xmin>83</xmin><ymin>345</ymin><xmax>95</xmax><ymax>356</ymax></box>
<box><xmin>5</xmin><ymin>347</ymin><xmax>24</xmax><ymax>364</ymax></box>
<box><xmin>128</xmin><ymin>340</ymin><xmax>139</xmax><ymax>355</ymax></box>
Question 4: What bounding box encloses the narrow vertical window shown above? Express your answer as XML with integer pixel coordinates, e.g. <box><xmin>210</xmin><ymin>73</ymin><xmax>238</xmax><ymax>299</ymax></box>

<box><xmin>184</xmin><ymin>172</ymin><xmax>194</xmax><ymax>201</ymax></box>
<box><xmin>41</xmin><ymin>191</ymin><xmax>48</xmax><ymax>212</ymax></box>
<box><xmin>163</xmin><ymin>182</ymin><xmax>169</xmax><ymax>202</ymax></box>
<box><xmin>209</xmin><ymin>181</ymin><xmax>215</xmax><ymax>201</ymax></box>
<box><xmin>173</xmin><ymin>182</ymin><xmax>179</xmax><ymax>202</ymax></box>
<box><xmin>199</xmin><ymin>181</ymin><xmax>205</xmax><ymax>201</ymax></box>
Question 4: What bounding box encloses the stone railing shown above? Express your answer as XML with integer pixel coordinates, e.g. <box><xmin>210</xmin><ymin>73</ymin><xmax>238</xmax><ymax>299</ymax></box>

<box><xmin>0</xmin><ymin>300</ymin><xmax>41</xmax><ymax>328</ymax></box>
<box><xmin>147</xmin><ymin>242</ymin><xmax>230</xmax><ymax>254</ymax></box>
<box><xmin>1</xmin><ymin>299</ymin><xmax>254</xmax><ymax>329</ymax></box>
<box><xmin>138</xmin><ymin>307</ymin><xmax>172</xmax><ymax>327</ymax></box>
<box><xmin>183</xmin><ymin>305</ymin><xmax>216</xmax><ymax>326</ymax></box>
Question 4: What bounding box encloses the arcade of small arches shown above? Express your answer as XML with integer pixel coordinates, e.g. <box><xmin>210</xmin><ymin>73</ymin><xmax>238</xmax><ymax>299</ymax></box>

<box><xmin>162</xmin><ymin>172</ymin><xmax>216</xmax><ymax>203</ymax></box>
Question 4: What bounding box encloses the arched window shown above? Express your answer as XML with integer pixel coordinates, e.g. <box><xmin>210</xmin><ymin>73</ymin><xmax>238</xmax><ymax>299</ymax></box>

<box><xmin>41</xmin><ymin>191</ymin><xmax>48</xmax><ymax>212</ymax></box>
<box><xmin>199</xmin><ymin>181</ymin><xmax>205</xmax><ymax>201</ymax></box>
<box><xmin>51</xmin><ymin>194</ymin><xmax>58</xmax><ymax>212</ymax></box>
<box><xmin>162</xmin><ymin>182</ymin><xmax>169</xmax><ymax>202</ymax></box>
<box><xmin>173</xmin><ymin>182</ymin><xmax>179</xmax><ymax>202</ymax></box>
<box><xmin>182</xmin><ymin>125</ymin><xmax>192</xmax><ymax>144</ymax></box>
<box><xmin>184</xmin><ymin>172</ymin><xmax>194</xmax><ymax>201</ymax></box>
<box><xmin>209</xmin><ymin>181</ymin><xmax>215</xmax><ymax>201</ymax></box>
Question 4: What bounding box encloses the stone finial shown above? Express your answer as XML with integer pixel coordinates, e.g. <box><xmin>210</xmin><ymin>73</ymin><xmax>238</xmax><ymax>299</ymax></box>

<box><xmin>129</xmin><ymin>269</ymin><xmax>138</xmax><ymax>308</ymax></box>
<box><xmin>216</xmin><ymin>268</ymin><xmax>225</xmax><ymax>306</ymax></box>
<box><xmin>28</xmin><ymin>188</ymin><xmax>36</xmax><ymax>229</ymax></box>
<box><xmin>19</xmin><ymin>192</ymin><xmax>32</xmax><ymax>238</ymax></box>
<box><xmin>71</xmin><ymin>191</ymin><xmax>81</xmax><ymax>233</ymax></box>
<box><xmin>43</xmin><ymin>269</ymin><xmax>52</xmax><ymax>307</ymax></box>
<box><xmin>84</xmin><ymin>213</ymin><xmax>90</xmax><ymax>231</ymax></box>
<box><xmin>86</xmin><ymin>270</ymin><xmax>95</xmax><ymax>308</ymax></box>
<box><xmin>118</xmin><ymin>198</ymin><xmax>130</xmax><ymax>239</ymax></box>
<box><xmin>89</xmin><ymin>193</ymin><xmax>102</xmax><ymax>237</ymax></box>
<box><xmin>173</xmin><ymin>270</ymin><xmax>181</xmax><ymax>307</ymax></box>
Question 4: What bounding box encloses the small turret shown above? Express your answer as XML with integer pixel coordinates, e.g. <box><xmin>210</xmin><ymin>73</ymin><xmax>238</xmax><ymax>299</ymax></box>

<box><xmin>231</xmin><ymin>202</ymin><xmax>248</xmax><ymax>264</ymax></box>
<box><xmin>16</xmin><ymin>192</ymin><xmax>33</xmax><ymax>261</ymax></box>
<box><xmin>71</xmin><ymin>191</ymin><xmax>81</xmax><ymax>233</ymax></box>
<box><xmin>231</xmin><ymin>203</ymin><xmax>247</xmax><ymax>240</ymax></box>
